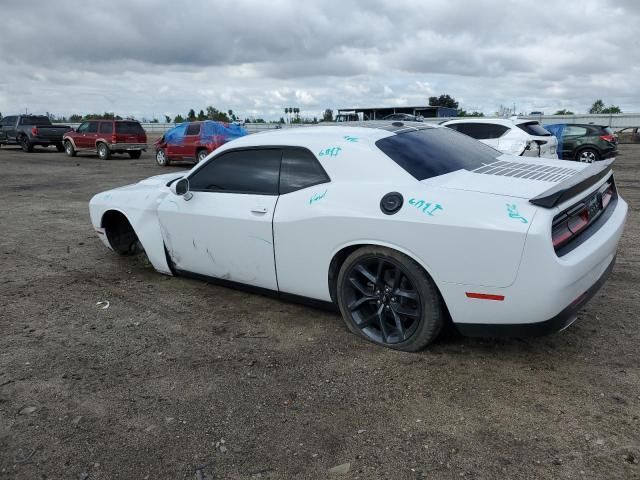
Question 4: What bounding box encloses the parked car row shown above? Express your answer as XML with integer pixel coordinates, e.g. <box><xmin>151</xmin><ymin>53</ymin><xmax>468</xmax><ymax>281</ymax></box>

<box><xmin>439</xmin><ymin>117</ymin><xmax>619</xmax><ymax>163</ymax></box>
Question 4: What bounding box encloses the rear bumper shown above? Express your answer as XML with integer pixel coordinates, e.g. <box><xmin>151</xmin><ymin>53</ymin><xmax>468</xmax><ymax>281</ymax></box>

<box><xmin>31</xmin><ymin>136</ymin><xmax>63</xmax><ymax>144</ymax></box>
<box><xmin>455</xmin><ymin>255</ymin><xmax>615</xmax><ymax>337</ymax></box>
<box><xmin>109</xmin><ymin>143</ymin><xmax>147</xmax><ymax>151</ymax></box>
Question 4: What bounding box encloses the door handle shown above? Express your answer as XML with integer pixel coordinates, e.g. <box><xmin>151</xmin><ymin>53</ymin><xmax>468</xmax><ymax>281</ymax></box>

<box><xmin>251</xmin><ymin>207</ymin><xmax>268</xmax><ymax>214</ymax></box>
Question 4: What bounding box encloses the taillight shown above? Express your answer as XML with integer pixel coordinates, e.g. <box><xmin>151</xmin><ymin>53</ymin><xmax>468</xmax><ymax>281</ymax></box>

<box><xmin>599</xmin><ymin>134</ymin><xmax>615</xmax><ymax>142</ymax></box>
<box><xmin>111</xmin><ymin>133</ymin><xmax>117</xmax><ymax>144</ymax></box>
<box><xmin>551</xmin><ymin>179</ymin><xmax>616</xmax><ymax>252</ymax></box>
<box><xmin>31</xmin><ymin>126</ymin><xmax>38</xmax><ymax>136</ymax></box>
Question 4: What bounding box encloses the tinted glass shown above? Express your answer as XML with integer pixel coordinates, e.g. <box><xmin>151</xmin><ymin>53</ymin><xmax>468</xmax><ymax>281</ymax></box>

<box><xmin>77</xmin><ymin>122</ymin><xmax>89</xmax><ymax>133</ymax></box>
<box><xmin>19</xmin><ymin>116</ymin><xmax>51</xmax><ymax>126</ymax></box>
<box><xmin>376</xmin><ymin>127</ymin><xmax>500</xmax><ymax>181</ymax></box>
<box><xmin>517</xmin><ymin>122</ymin><xmax>551</xmax><ymax>136</ymax></box>
<box><xmin>563</xmin><ymin>126</ymin><xmax>588</xmax><ymax>136</ymax></box>
<box><xmin>86</xmin><ymin>121</ymin><xmax>99</xmax><ymax>133</ymax></box>
<box><xmin>99</xmin><ymin>122</ymin><xmax>113</xmax><ymax>134</ymax></box>
<box><xmin>115</xmin><ymin>121</ymin><xmax>144</xmax><ymax>134</ymax></box>
<box><xmin>189</xmin><ymin>149</ymin><xmax>281</xmax><ymax>195</ymax></box>
<box><xmin>280</xmin><ymin>148</ymin><xmax>330</xmax><ymax>194</ymax></box>
<box><xmin>446</xmin><ymin>122</ymin><xmax>508</xmax><ymax>139</ymax></box>
<box><xmin>185</xmin><ymin>123</ymin><xmax>201</xmax><ymax>135</ymax></box>
<box><xmin>2</xmin><ymin>116</ymin><xmax>17</xmax><ymax>126</ymax></box>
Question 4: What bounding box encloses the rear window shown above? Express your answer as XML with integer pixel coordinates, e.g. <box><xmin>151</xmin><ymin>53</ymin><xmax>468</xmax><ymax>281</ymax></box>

<box><xmin>115</xmin><ymin>121</ymin><xmax>144</xmax><ymax>134</ymax></box>
<box><xmin>375</xmin><ymin>127</ymin><xmax>500</xmax><ymax>181</ymax></box>
<box><xmin>517</xmin><ymin>122</ymin><xmax>551</xmax><ymax>136</ymax></box>
<box><xmin>446</xmin><ymin>122</ymin><xmax>509</xmax><ymax>139</ymax></box>
<box><xmin>19</xmin><ymin>116</ymin><xmax>51</xmax><ymax>126</ymax></box>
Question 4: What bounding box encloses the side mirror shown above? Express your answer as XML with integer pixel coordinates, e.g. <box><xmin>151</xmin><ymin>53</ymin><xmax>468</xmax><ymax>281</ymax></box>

<box><xmin>171</xmin><ymin>178</ymin><xmax>192</xmax><ymax>200</ymax></box>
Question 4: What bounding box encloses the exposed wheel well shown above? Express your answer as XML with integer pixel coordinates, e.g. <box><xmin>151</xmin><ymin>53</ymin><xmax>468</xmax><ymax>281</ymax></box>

<box><xmin>101</xmin><ymin>210</ymin><xmax>140</xmax><ymax>255</ymax></box>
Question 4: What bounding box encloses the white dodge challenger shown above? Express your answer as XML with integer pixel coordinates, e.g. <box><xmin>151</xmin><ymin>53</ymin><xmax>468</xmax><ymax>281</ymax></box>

<box><xmin>89</xmin><ymin>123</ymin><xmax>627</xmax><ymax>351</ymax></box>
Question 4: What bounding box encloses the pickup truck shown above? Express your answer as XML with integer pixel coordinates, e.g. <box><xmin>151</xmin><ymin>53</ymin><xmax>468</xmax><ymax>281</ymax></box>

<box><xmin>0</xmin><ymin>115</ymin><xmax>73</xmax><ymax>152</ymax></box>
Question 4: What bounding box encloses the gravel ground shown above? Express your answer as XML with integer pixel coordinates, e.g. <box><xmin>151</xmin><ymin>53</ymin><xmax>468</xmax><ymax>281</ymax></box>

<box><xmin>0</xmin><ymin>143</ymin><xmax>639</xmax><ymax>480</ymax></box>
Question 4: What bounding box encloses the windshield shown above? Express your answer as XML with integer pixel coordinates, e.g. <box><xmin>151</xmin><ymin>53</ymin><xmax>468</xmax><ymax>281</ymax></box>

<box><xmin>375</xmin><ymin>127</ymin><xmax>500</xmax><ymax>181</ymax></box>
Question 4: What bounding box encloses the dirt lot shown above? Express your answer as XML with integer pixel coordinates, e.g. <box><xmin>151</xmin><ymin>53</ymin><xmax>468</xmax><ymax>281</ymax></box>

<box><xmin>0</xmin><ymin>143</ymin><xmax>638</xmax><ymax>480</ymax></box>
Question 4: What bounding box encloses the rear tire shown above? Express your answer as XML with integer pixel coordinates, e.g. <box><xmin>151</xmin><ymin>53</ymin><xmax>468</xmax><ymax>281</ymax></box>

<box><xmin>156</xmin><ymin>148</ymin><xmax>170</xmax><ymax>166</ymax></box>
<box><xmin>97</xmin><ymin>142</ymin><xmax>111</xmax><ymax>160</ymax></box>
<box><xmin>336</xmin><ymin>246</ymin><xmax>444</xmax><ymax>351</ymax></box>
<box><xmin>20</xmin><ymin>136</ymin><xmax>33</xmax><ymax>152</ymax></box>
<box><xmin>64</xmin><ymin>140</ymin><xmax>77</xmax><ymax>157</ymax></box>
<box><xmin>576</xmin><ymin>148</ymin><xmax>599</xmax><ymax>163</ymax></box>
<box><xmin>128</xmin><ymin>151</ymin><xmax>142</xmax><ymax>159</ymax></box>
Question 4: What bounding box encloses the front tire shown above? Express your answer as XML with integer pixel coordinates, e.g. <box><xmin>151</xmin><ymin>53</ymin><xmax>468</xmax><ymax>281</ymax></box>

<box><xmin>128</xmin><ymin>151</ymin><xmax>142</xmax><ymax>159</ymax></box>
<box><xmin>156</xmin><ymin>148</ymin><xmax>170</xmax><ymax>166</ymax></box>
<box><xmin>64</xmin><ymin>140</ymin><xmax>76</xmax><ymax>157</ymax></box>
<box><xmin>336</xmin><ymin>246</ymin><xmax>444</xmax><ymax>351</ymax></box>
<box><xmin>20</xmin><ymin>136</ymin><xmax>33</xmax><ymax>152</ymax></box>
<box><xmin>576</xmin><ymin>148</ymin><xmax>599</xmax><ymax>163</ymax></box>
<box><xmin>97</xmin><ymin>142</ymin><xmax>111</xmax><ymax>160</ymax></box>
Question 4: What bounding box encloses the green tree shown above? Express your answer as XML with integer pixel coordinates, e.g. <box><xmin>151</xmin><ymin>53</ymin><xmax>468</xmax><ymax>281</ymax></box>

<box><xmin>554</xmin><ymin>109</ymin><xmax>574</xmax><ymax>115</ymax></box>
<box><xmin>429</xmin><ymin>94</ymin><xmax>459</xmax><ymax>109</ymax></box>
<box><xmin>205</xmin><ymin>106</ymin><xmax>231</xmax><ymax>122</ymax></box>
<box><xmin>458</xmin><ymin>110</ymin><xmax>484</xmax><ymax>117</ymax></box>
<box><xmin>196</xmin><ymin>109</ymin><xmax>206</xmax><ymax>121</ymax></box>
<box><xmin>602</xmin><ymin>105</ymin><xmax>622</xmax><ymax>114</ymax></box>
<box><xmin>589</xmin><ymin>99</ymin><xmax>604</xmax><ymax>114</ymax></box>
<box><xmin>174</xmin><ymin>114</ymin><xmax>185</xmax><ymax>123</ymax></box>
<box><xmin>187</xmin><ymin>109</ymin><xmax>196</xmax><ymax>121</ymax></box>
<box><xmin>69</xmin><ymin>114</ymin><xmax>82</xmax><ymax>122</ymax></box>
<box><xmin>150</xmin><ymin>118</ymin><xmax>159</xmax><ymax>123</ymax></box>
<box><xmin>227</xmin><ymin>109</ymin><xmax>236</xmax><ymax>121</ymax></box>
<box><xmin>164</xmin><ymin>115</ymin><xmax>171</xmax><ymax>123</ymax></box>
<box><xmin>322</xmin><ymin>108</ymin><xmax>333</xmax><ymax>122</ymax></box>
<box><xmin>279</xmin><ymin>117</ymin><xmax>285</xmax><ymax>124</ymax></box>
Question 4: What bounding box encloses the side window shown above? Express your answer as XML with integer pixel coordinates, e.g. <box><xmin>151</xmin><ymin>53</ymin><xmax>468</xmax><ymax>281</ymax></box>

<box><xmin>564</xmin><ymin>126</ymin><xmax>587</xmax><ymax>136</ymax></box>
<box><xmin>280</xmin><ymin>148</ymin><xmax>330</xmax><ymax>194</ymax></box>
<box><xmin>99</xmin><ymin>122</ymin><xmax>113</xmax><ymax>134</ymax></box>
<box><xmin>77</xmin><ymin>122</ymin><xmax>89</xmax><ymax>133</ymax></box>
<box><xmin>2</xmin><ymin>116</ymin><xmax>17</xmax><ymax>126</ymax></box>
<box><xmin>189</xmin><ymin>149</ymin><xmax>281</xmax><ymax>195</ymax></box>
<box><xmin>185</xmin><ymin>123</ymin><xmax>201</xmax><ymax>136</ymax></box>
<box><xmin>86</xmin><ymin>121</ymin><xmax>99</xmax><ymax>133</ymax></box>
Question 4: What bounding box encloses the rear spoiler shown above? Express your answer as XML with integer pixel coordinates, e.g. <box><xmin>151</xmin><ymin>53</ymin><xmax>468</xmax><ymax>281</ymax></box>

<box><xmin>529</xmin><ymin>161</ymin><xmax>613</xmax><ymax>208</ymax></box>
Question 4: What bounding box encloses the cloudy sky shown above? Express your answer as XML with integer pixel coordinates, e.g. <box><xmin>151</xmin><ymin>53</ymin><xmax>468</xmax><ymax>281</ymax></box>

<box><xmin>0</xmin><ymin>0</ymin><xmax>638</xmax><ymax>121</ymax></box>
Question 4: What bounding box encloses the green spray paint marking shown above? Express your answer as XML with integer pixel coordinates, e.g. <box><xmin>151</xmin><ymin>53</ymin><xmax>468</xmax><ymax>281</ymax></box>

<box><xmin>319</xmin><ymin>146</ymin><xmax>342</xmax><ymax>157</ymax></box>
<box><xmin>309</xmin><ymin>190</ymin><xmax>328</xmax><ymax>205</ymax></box>
<box><xmin>506</xmin><ymin>203</ymin><xmax>528</xmax><ymax>223</ymax></box>
<box><xmin>408</xmin><ymin>198</ymin><xmax>443</xmax><ymax>216</ymax></box>
<box><xmin>343</xmin><ymin>136</ymin><xmax>358</xmax><ymax>142</ymax></box>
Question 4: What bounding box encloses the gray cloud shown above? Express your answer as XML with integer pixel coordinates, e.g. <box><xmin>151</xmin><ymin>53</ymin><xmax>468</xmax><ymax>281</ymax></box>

<box><xmin>0</xmin><ymin>0</ymin><xmax>637</xmax><ymax>119</ymax></box>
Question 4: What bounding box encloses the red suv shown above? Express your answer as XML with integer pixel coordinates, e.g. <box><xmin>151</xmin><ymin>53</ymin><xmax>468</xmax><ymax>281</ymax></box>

<box><xmin>63</xmin><ymin>120</ymin><xmax>147</xmax><ymax>159</ymax></box>
<box><xmin>154</xmin><ymin>120</ymin><xmax>247</xmax><ymax>166</ymax></box>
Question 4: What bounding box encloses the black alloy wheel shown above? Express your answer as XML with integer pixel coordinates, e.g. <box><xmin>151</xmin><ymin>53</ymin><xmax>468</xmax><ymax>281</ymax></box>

<box><xmin>337</xmin><ymin>247</ymin><xmax>443</xmax><ymax>351</ymax></box>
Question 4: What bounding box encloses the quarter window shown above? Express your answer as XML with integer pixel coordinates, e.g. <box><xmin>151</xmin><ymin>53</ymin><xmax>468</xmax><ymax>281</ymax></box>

<box><xmin>185</xmin><ymin>123</ymin><xmax>201</xmax><ymax>136</ymax></box>
<box><xmin>189</xmin><ymin>149</ymin><xmax>281</xmax><ymax>195</ymax></box>
<box><xmin>280</xmin><ymin>148</ymin><xmax>330</xmax><ymax>194</ymax></box>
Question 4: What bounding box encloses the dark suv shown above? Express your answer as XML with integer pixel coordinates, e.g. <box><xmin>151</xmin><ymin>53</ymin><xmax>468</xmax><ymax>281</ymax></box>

<box><xmin>63</xmin><ymin>120</ymin><xmax>147</xmax><ymax>159</ymax></box>
<box><xmin>544</xmin><ymin>123</ymin><xmax>617</xmax><ymax>162</ymax></box>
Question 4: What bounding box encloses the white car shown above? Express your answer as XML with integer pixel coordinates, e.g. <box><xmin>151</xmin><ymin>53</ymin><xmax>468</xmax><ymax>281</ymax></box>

<box><xmin>89</xmin><ymin>124</ymin><xmax>627</xmax><ymax>351</ymax></box>
<box><xmin>441</xmin><ymin>118</ymin><xmax>559</xmax><ymax>159</ymax></box>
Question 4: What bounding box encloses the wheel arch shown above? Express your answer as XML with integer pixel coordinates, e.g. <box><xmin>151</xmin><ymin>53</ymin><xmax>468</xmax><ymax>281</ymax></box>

<box><xmin>327</xmin><ymin>240</ymin><xmax>443</xmax><ymax>304</ymax></box>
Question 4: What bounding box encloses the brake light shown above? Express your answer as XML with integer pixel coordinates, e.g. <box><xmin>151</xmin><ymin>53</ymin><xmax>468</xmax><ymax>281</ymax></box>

<box><xmin>31</xmin><ymin>126</ymin><xmax>38</xmax><ymax>136</ymax></box>
<box><xmin>111</xmin><ymin>133</ymin><xmax>117</xmax><ymax>144</ymax></box>
<box><xmin>599</xmin><ymin>134</ymin><xmax>615</xmax><ymax>142</ymax></box>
